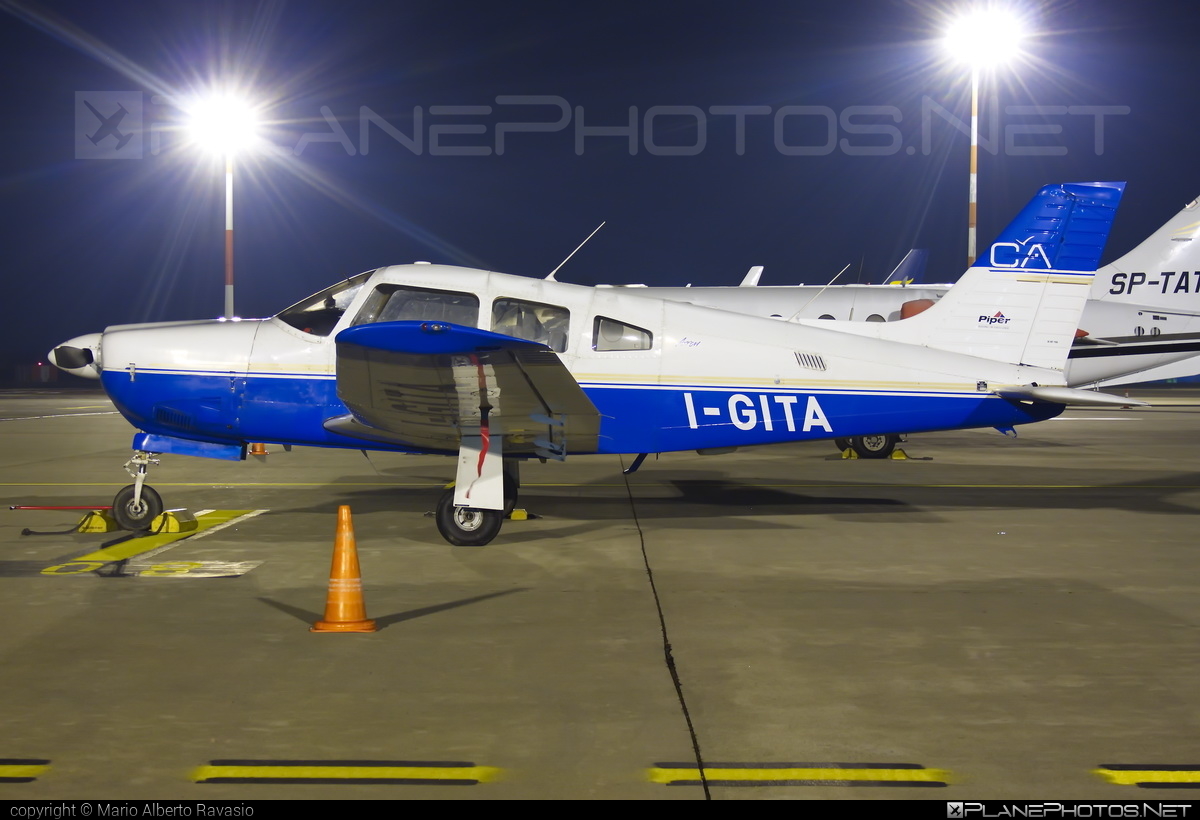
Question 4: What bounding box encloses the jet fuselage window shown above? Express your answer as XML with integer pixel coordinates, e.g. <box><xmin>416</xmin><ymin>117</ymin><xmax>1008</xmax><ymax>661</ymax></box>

<box><xmin>593</xmin><ymin>316</ymin><xmax>652</xmax><ymax>351</ymax></box>
<box><xmin>352</xmin><ymin>285</ymin><xmax>480</xmax><ymax>328</ymax></box>
<box><xmin>275</xmin><ymin>271</ymin><xmax>373</xmax><ymax>337</ymax></box>
<box><xmin>491</xmin><ymin>299</ymin><xmax>570</xmax><ymax>352</ymax></box>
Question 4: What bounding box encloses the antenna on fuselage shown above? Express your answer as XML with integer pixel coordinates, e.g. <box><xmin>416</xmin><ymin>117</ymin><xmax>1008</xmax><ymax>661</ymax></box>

<box><xmin>546</xmin><ymin>222</ymin><xmax>605</xmax><ymax>281</ymax></box>
<box><xmin>786</xmin><ymin>263</ymin><xmax>851</xmax><ymax>322</ymax></box>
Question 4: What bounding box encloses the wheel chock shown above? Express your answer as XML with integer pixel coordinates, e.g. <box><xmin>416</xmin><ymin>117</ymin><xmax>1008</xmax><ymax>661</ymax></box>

<box><xmin>76</xmin><ymin>510</ymin><xmax>121</xmax><ymax>533</ymax></box>
<box><xmin>151</xmin><ymin>510</ymin><xmax>198</xmax><ymax>533</ymax></box>
<box><xmin>889</xmin><ymin>449</ymin><xmax>910</xmax><ymax>460</ymax></box>
<box><xmin>507</xmin><ymin>508</ymin><xmax>541</xmax><ymax>521</ymax></box>
<box><xmin>841</xmin><ymin>448</ymin><xmax>857</xmax><ymax>459</ymax></box>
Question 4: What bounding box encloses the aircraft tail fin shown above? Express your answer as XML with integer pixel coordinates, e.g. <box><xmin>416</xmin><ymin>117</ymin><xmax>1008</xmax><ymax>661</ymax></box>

<box><xmin>835</xmin><ymin>182</ymin><xmax>1125</xmax><ymax>372</ymax></box>
<box><xmin>1094</xmin><ymin>196</ymin><xmax>1200</xmax><ymax>303</ymax></box>
<box><xmin>739</xmin><ymin>266</ymin><xmax>764</xmax><ymax>287</ymax></box>
<box><xmin>883</xmin><ymin>249</ymin><xmax>928</xmax><ymax>284</ymax></box>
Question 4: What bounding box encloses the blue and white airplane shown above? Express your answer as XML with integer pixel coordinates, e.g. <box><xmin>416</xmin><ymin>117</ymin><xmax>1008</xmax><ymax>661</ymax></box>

<box><xmin>50</xmin><ymin>181</ymin><xmax>1131</xmax><ymax>546</ymax></box>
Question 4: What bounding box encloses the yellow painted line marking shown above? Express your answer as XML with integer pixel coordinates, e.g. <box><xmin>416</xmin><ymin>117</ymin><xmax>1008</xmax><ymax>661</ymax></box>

<box><xmin>0</xmin><ymin>760</ymin><xmax>50</xmax><ymax>782</ymax></box>
<box><xmin>70</xmin><ymin>510</ymin><xmax>253</xmax><ymax>562</ymax></box>
<box><xmin>647</xmin><ymin>765</ymin><xmax>950</xmax><ymax>786</ymax></box>
<box><xmin>1094</xmin><ymin>767</ymin><xmax>1200</xmax><ymax>786</ymax></box>
<box><xmin>191</xmin><ymin>764</ymin><xmax>503</xmax><ymax>784</ymax></box>
<box><xmin>7</xmin><ymin>481</ymin><xmax>1200</xmax><ymax>490</ymax></box>
<box><xmin>0</xmin><ymin>411</ymin><xmax>120</xmax><ymax>421</ymax></box>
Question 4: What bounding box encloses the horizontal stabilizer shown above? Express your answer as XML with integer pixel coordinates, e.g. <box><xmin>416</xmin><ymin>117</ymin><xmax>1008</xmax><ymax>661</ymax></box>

<box><xmin>995</xmin><ymin>385</ymin><xmax>1147</xmax><ymax>407</ymax></box>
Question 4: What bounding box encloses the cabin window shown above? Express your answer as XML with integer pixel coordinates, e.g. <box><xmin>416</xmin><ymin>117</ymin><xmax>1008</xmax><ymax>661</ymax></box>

<box><xmin>275</xmin><ymin>271</ymin><xmax>373</xmax><ymax>336</ymax></box>
<box><xmin>866</xmin><ymin>314</ymin><xmax>886</xmax><ymax>323</ymax></box>
<box><xmin>351</xmin><ymin>285</ymin><xmax>479</xmax><ymax>328</ymax></box>
<box><xmin>593</xmin><ymin>316</ymin><xmax>652</xmax><ymax>351</ymax></box>
<box><xmin>491</xmin><ymin>299</ymin><xmax>570</xmax><ymax>352</ymax></box>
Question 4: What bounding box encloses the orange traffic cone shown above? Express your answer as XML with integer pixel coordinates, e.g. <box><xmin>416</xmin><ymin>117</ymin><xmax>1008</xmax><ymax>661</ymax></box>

<box><xmin>249</xmin><ymin>442</ymin><xmax>268</xmax><ymax>456</ymax></box>
<box><xmin>311</xmin><ymin>505</ymin><xmax>377</xmax><ymax>633</ymax></box>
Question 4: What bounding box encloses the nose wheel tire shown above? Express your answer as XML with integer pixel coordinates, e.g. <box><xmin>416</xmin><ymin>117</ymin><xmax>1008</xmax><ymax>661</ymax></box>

<box><xmin>850</xmin><ymin>434</ymin><xmax>898</xmax><ymax>459</ymax></box>
<box><xmin>435</xmin><ymin>488</ymin><xmax>503</xmax><ymax>547</ymax></box>
<box><xmin>112</xmin><ymin>484</ymin><xmax>163</xmax><ymax>531</ymax></box>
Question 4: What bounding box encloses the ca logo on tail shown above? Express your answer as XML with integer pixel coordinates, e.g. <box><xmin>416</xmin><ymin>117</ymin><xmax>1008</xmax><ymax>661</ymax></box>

<box><xmin>989</xmin><ymin>238</ymin><xmax>1052</xmax><ymax>269</ymax></box>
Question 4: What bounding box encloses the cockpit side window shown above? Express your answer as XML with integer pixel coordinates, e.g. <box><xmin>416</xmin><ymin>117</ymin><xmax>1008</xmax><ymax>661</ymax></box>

<box><xmin>275</xmin><ymin>271</ymin><xmax>373</xmax><ymax>337</ymax></box>
<box><xmin>351</xmin><ymin>285</ymin><xmax>479</xmax><ymax>327</ymax></box>
<box><xmin>491</xmin><ymin>299</ymin><xmax>570</xmax><ymax>352</ymax></box>
<box><xmin>593</xmin><ymin>316</ymin><xmax>652</xmax><ymax>351</ymax></box>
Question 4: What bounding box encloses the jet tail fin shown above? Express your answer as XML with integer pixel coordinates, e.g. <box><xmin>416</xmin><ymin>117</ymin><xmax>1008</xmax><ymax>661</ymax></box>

<box><xmin>821</xmin><ymin>182</ymin><xmax>1126</xmax><ymax>373</ymax></box>
<box><xmin>1094</xmin><ymin>196</ymin><xmax>1200</xmax><ymax>304</ymax></box>
<box><xmin>739</xmin><ymin>266</ymin><xmax>764</xmax><ymax>287</ymax></box>
<box><xmin>883</xmin><ymin>249</ymin><xmax>928</xmax><ymax>285</ymax></box>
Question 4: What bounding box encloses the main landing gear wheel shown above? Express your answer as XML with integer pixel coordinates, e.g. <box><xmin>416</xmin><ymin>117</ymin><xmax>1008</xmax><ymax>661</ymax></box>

<box><xmin>112</xmin><ymin>484</ymin><xmax>163</xmax><ymax>531</ymax></box>
<box><xmin>436</xmin><ymin>488</ymin><xmax>504</xmax><ymax>547</ymax></box>
<box><xmin>850</xmin><ymin>434</ymin><xmax>898</xmax><ymax>459</ymax></box>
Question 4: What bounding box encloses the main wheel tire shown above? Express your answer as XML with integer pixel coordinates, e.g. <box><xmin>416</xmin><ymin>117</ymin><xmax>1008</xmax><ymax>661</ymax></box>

<box><xmin>851</xmin><ymin>434</ymin><xmax>898</xmax><ymax>459</ymax></box>
<box><xmin>112</xmin><ymin>484</ymin><xmax>163</xmax><ymax>531</ymax></box>
<box><xmin>435</xmin><ymin>488</ymin><xmax>503</xmax><ymax>547</ymax></box>
<box><xmin>834</xmin><ymin>437</ymin><xmax>851</xmax><ymax>452</ymax></box>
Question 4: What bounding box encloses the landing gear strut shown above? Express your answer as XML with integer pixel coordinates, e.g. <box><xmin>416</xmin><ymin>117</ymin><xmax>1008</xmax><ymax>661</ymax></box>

<box><xmin>112</xmin><ymin>450</ymin><xmax>163</xmax><ymax>530</ymax></box>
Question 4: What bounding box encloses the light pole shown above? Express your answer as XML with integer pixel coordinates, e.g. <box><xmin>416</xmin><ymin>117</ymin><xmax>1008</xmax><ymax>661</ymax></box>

<box><xmin>185</xmin><ymin>94</ymin><xmax>259</xmax><ymax>319</ymax></box>
<box><xmin>944</xmin><ymin>8</ymin><xmax>1026</xmax><ymax>267</ymax></box>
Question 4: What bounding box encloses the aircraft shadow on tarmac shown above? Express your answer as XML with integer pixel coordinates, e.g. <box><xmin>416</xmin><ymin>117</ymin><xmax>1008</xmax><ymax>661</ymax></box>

<box><xmin>236</xmin><ymin>463</ymin><xmax>1200</xmax><ymax>546</ymax></box>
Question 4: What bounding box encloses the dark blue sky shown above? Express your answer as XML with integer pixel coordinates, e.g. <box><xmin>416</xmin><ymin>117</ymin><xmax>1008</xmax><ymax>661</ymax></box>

<box><xmin>2</xmin><ymin>0</ymin><xmax>1198</xmax><ymax>368</ymax></box>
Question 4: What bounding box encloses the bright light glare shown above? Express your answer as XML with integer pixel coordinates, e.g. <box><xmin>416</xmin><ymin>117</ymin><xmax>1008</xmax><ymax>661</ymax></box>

<box><xmin>944</xmin><ymin>8</ymin><xmax>1026</xmax><ymax>68</ymax></box>
<box><xmin>185</xmin><ymin>94</ymin><xmax>260</xmax><ymax>156</ymax></box>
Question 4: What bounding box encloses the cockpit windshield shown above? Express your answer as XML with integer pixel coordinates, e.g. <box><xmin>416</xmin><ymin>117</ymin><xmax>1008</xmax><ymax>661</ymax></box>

<box><xmin>275</xmin><ymin>271</ymin><xmax>374</xmax><ymax>336</ymax></box>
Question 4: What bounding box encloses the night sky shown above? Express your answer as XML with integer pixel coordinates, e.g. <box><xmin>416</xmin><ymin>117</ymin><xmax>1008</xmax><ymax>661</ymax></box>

<box><xmin>1</xmin><ymin>0</ymin><xmax>1198</xmax><ymax>372</ymax></box>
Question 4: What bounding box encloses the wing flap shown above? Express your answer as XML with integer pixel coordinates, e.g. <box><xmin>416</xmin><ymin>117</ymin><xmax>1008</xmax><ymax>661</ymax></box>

<box><xmin>327</xmin><ymin>321</ymin><xmax>600</xmax><ymax>454</ymax></box>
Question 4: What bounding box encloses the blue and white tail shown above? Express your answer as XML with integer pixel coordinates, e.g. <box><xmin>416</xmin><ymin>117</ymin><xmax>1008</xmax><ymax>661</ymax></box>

<box><xmin>828</xmin><ymin>182</ymin><xmax>1125</xmax><ymax>372</ymax></box>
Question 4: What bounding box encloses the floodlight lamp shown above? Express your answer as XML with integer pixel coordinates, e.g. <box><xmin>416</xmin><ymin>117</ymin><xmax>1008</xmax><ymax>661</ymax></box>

<box><xmin>186</xmin><ymin>94</ymin><xmax>260</xmax><ymax>156</ymax></box>
<box><xmin>944</xmin><ymin>8</ymin><xmax>1026</xmax><ymax>68</ymax></box>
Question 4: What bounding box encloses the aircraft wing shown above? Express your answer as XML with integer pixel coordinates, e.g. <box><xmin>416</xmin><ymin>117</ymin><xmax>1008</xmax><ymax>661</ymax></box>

<box><xmin>325</xmin><ymin>320</ymin><xmax>601</xmax><ymax>457</ymax></box>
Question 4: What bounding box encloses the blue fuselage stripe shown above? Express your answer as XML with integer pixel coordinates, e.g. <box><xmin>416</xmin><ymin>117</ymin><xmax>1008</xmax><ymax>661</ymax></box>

<box><xmin>101</xmin><ymin>371</ymin><xmax>1061</xmax><ymax>456</ymax></box>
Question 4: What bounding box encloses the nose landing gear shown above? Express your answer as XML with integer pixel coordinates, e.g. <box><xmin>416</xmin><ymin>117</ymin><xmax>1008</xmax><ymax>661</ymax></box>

<box><xmin>112</xmin><ymin>451</ymin><xmax>163</xmax><ymax>531</ymax></box>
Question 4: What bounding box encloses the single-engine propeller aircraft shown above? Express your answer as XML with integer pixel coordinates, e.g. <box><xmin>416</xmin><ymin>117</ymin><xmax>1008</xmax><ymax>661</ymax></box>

<box><xmin>51</xmin><ymin>181</ymin><xmax>1133</xmax><ymax>546</ymax></box>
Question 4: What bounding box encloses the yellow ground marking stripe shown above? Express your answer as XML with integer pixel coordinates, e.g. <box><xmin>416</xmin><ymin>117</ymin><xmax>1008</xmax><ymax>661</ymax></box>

<box><xmin>1095</xmin><ymin>768</ymin><xmax>1200</xmax><ymax>786</ymax></box>
<box><xmin>191</xmin><ymin>764</ymin><xmax>502</xmax><ymax>783</ymax></box>
<box><xmin>0</xmin><ymin>762</ymin><xmax>49</xmax><ymax>780</ymax></box>
<box><xmin>7</xmin><ymin>482</ymin><xmax>1200</xmax><ymax>490</ymax></box>
<box><xmin>70</xmin><ymin>511</ymin><xmax>254</xmax><ymax>562</ymax></box>
<box><xmin>647</xmin><ymin>766</ymin><xmax>950</xmax><ymax>785</ymax></box>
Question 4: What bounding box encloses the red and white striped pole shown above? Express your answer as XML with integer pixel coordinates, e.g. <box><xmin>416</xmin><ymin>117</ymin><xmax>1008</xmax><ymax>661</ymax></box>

<box><xmin>223</xmin><ymin>152</ymin><xmax>234</xmax><ymax>319</ymax></box>
<box><xmin>967</xmin><ymin>68</ymin><xmax>978</xmax><ymax>268</ymax></box>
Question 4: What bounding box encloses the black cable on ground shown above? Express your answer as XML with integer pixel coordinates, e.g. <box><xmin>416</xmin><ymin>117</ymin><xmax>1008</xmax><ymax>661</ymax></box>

<box><xmin>620</xmin><ymin>456</ymin><xmax>710</xmax><ymax>800</ymax></box>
